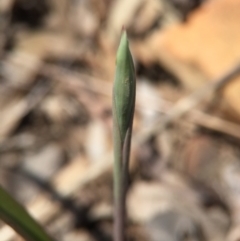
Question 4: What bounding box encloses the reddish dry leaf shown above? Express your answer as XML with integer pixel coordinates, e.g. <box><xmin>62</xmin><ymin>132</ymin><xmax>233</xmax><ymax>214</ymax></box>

<box><xmin>133</xmin><ymin>0</ymin><xmax>240</xmax><ymax>121</ymax></box>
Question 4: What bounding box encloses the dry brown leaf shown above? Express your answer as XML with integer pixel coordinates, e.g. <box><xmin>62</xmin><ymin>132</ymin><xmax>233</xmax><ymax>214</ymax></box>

<box><xmin>106</xmin><ymin>0</ymin><xmax>145</xmax><ymax>42</ymax></box>
<box><xmin>106</xmin><ymin>0</ymin><xmax>163</xmax><ymax>42</ymax></box>
<box><xmin>133</xmin><ymin>0</ymin><xmax>240</xmax><ymax>121</ymax></box>
<box><xmin>3</xmin><ymin>31</ymin><xmax>77</xmax><ymax>86</ymax></box>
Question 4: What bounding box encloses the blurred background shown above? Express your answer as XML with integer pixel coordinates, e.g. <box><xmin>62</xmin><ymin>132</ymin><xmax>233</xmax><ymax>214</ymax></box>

<box><xmin>1</xmin><ymin>0</ymin><xmax>240</xmax><ymax>240</ymax></box>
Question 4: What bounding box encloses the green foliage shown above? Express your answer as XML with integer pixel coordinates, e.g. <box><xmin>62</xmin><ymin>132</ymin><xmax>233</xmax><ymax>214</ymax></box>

<box><xmin>0</xmin><ymin>185</ymin><xmax>55</xmax><ymax>241</ymax></box>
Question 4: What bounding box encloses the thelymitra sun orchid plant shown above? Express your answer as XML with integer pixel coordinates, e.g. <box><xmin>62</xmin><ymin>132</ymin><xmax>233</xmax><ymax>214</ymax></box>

<box><xmin>112</xmin><ymin>29</ymin><xmax>136</xmax><ymax>241</ymax></box>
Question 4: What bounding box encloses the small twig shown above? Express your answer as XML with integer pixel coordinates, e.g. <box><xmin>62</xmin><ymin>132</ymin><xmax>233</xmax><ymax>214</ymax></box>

<box><xmin>0</xmin><ymin>79</ymin><xmax>52</xmax><ymax>141</ymax></box>
<box><xmin>134</xmin><ymin>63</ymin><xmax>240</xmax><ymax>145</ymax></box>
<box><xmin>44</xmin><ymin>63</ymin><xmax>240</xmax><ymax>140</ymax></box>
<box><xmin>188</xmin><ymin>110</ymin><xmax>240</xmax><ymax>139</ymax></box>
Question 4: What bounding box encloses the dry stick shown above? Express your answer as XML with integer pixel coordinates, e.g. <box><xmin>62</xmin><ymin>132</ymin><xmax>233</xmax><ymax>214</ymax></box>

<box><xmin>189</xmin><ymin>110</ymin><xmax>240</xmax><ymax>139</ymax></box>
<box><xmin>44</xmin><ymin>63</ymin><xmax>240</xmax><ymax>140</ymax></box>
<box><xmin>135</xmin><ymin>63</ymin><xmax>240</xmax><ymax>145</ymax></box>
<box><xmin>0</xmin><ymin>80</ymin><xmax>51</xmax><ymax>142</ymax></box>
<box><xmin>43</xmin><ymin>62</ymin><xmax>240</xmax><ymax>142</ymax></box>
<box><xmin>3</xmin><ymin>52</ymin><xmax>240</xmax><ymax>144</ymax></box>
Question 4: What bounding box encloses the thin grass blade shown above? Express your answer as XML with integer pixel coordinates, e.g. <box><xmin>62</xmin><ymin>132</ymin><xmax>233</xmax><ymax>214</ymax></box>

<box><xmin>0</xmin><ymin>185</ymin><xmax>55</xmax><ymax>241</ymax></box>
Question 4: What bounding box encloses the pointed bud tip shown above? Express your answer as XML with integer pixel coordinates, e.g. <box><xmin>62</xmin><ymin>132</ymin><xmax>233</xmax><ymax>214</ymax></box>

<box><xmin>121</xmin><ymin>26</ymin><xmax>127</xmax><ymax>37</ymax></box>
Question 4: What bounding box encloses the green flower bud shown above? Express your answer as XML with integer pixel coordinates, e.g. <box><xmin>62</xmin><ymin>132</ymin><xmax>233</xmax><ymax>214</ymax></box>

<box><xmin>113</xmin><ymin>31</ymin><xmax>136</xmax><ymax>143</ymax></box>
